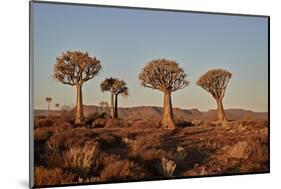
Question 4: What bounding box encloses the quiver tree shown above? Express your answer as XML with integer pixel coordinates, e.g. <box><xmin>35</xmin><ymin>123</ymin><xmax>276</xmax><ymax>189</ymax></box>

<box><xmin>197</xmin><ymin>69</ymin><xmax>232</xmax><ymax>122</ymax></box>
<box><xmin>99</xmin><ymin>101</ymin><xmax>109</xmax><ymax>113</ymax></box>
<box><xmin>100</xmin><ymin>78</ymin><xmax>117</xmax><ymax>118</ymax></box>
<box><xmin>45</xmin><ymin>97</ymin><xmax>52</xmax><ymax>111</ymax></box>
<box><xmin>100</xmin><ymin>78</ymin><xmax>129</xmax><ymax>118</ymax></box>
<box><xmin>139</xmin><ymin>59</ymin><xmax>189</xmax><ymax>129</ymax></box>
<box><xmin>55</xmin><ymin>103</ymin><xmax>60</xmax><ymax>110</ymax></box>
<box><xmin>112</xmin><ymin>79</ymin><xmax>129</xmax><ymax>118</ymax></box>
<box><xmin>54</xmin><ymin>51</ymin><xmax>101</xmax><ymax>124</ymax></box>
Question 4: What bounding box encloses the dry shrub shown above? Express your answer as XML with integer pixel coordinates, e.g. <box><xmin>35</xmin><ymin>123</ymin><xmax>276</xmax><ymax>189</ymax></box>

<box><xmin>127</xmin><ymin>130</ymin><xmax>171</xmax><ymax>157</ymax></box>
<box><xmin>240</xmin><ymin>120</ymin><xmax>268</xmax><ymax>128</ymax></box>
<box><xmin>191</xmin><ymin>120</ymin><xmax>204</xmax><ymax>126</ymax></box>
<box><xmin>175</xmin><ymin>146</ymin><xmax>186</xmax><ymax>160</ymax></box>
<box><xmin>91</xmin><ymin>118</ymin><xmax>107</xmax><ymax>128</ymax></box>
<box><xmin>34</xmin><ymin>116</ymin><xmax>57</xmax><ymax>128</ymax></box>
<box><xmin>100</xmin><ymin>159</ymin><xmax>145</xmax><ymax>182</ymax></box>
<box><xmin>34</xmin><ymin>127</ymin><xmax>55</xmax><ymax>166</ymax></box>
<box><xmin>60</xmin><ymin>110</ymin><xmax>75</xmax><ymax>124</ymax></box>
<box><xmin>34</xmin><ymin>167</ymin><xmax>75</xmax><ymax>186</ymax></box>
<box><xmin>226</xmin><ymin>139</ymin><xmax>268</xmax><ymax>161</ymax></box>
<box><xmin>51</xmin><ymin>122</ymin><xmax>73</xmax><ymax>133</ymax></box>
<box><xmin>105</xmin><ymin>119</ymin><xmax>129</xmax><ymax>128</ymax></box>
<box><xmin>201</xmin><ymin>121</ymin><xmax>222</xmax><ymax>127</ymax></box>
<box><xmin>86</xmin><ymin>112</ymin><xmax>109</xmax><ymax>125</ymax></box>
<box><xmin>63</xmin><ymin>142</ymin><xmax>100</xmax><ymax>178</ymax></box>
<box><xmin>175</xmin><ymin>119</ymin><xmax>194</xmax><ymax>128</ymax></box>
<box><xmin>34</xmin><ymin>127</ymin><xmax>53</xmax><ymax>142</ymax></box>
<box><xmin>130</xmin><ymin>119</ymin><xmax>161</xmax><ymax>129</ymax></box>
<box><xmin>43</xmin><ymin>128</ymin><xmax>94</xmax><ymax>168</ymax></box>
<box><xmin>46</xmin><ymin>128</ymin><xmax>92</xmax><ymax>154</ymax></box>
<box><xmin>160</xmin><ymin>157</ymin><xmax>176</xmax><ymax>177</ymax></box>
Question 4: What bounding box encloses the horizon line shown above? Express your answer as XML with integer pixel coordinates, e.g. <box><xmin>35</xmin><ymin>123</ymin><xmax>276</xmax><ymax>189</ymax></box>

<box><xmin>34</xmin><ymin>104</ymin><xmax>268</xmax><ymax>113</ymax></box>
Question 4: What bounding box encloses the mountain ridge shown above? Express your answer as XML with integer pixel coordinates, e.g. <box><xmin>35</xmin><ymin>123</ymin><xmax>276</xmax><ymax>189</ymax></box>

<box><xmin>35</xmin><ymin>105</ymin><xmax>268</xmax><ymax>121</ymax></box>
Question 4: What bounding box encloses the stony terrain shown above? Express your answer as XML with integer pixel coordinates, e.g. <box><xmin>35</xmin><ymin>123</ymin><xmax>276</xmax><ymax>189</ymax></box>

<box><xmin>33</xmin><ymin>111</ymin><xmax>268</xmax><ymax>187</ymax></box>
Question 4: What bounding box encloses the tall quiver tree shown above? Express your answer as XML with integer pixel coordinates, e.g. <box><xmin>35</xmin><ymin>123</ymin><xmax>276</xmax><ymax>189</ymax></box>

<box><xmin>197</xmin><ymin>69</ymin><xmax>232</xmax><ymax>122</ymax></box>
<box><xmin>54</xmin><ymin>51</ymin><xmax>101</xmax><ymax>124</ymax></box>
<box><xmin>45</xmin><ymin>97</ymin><xmax>52</xmax><ymax>111</ymax></box>
<box><xmin>100</xmin><ymin>78</ymin><xmax>129</xmax><ymax>119</ymax></box>
<box><xmin>100</xmin><ymin>78</ymin><xmax>117</xmax><ymax>118</ymax></box>
<box><xmin>139</xmin><ymin>59</ymin><xmax>189</xmax><ymax>129</ymax></box>
<box><xmin>112</xmin><ymin>80</ymin><xmax>129</xmax><ymax>118</ymax></box>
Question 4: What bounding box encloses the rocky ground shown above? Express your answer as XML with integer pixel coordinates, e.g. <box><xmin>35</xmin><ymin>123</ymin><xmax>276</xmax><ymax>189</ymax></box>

<box><xmin>33</xmin><ymin>112</ymin><xmax>268</xmax><ymax>187</ymax></box>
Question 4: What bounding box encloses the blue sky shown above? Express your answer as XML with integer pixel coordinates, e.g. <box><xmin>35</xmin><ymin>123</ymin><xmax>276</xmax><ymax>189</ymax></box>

<box><xmin>32</xmin><ymin>2</ymin><xmax>268</xmax><ymax>112</ymax></box>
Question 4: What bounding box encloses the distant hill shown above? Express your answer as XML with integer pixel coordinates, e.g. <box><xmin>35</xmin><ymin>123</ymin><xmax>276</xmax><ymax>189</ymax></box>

<box><xmin>35</xmin><ymin>105</ymin><xmax>268</xmax><ymax>121</ymax></box>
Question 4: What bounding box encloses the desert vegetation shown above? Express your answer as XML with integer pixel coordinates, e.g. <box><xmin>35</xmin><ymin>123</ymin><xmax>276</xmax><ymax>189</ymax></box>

<box><xmin>54</xmin><ymin>51</ymin><xmax>101</xmax><ymax>124</ymax></box>
<box><xmin>139</xmin><ymin>59</ymin><xmax>189</xmax><ymax>129</ymax></box>
<box><xmin>197</xmin><ymin>69</ymin><xmax>232</xmax><ymax>122</ymax></box>
<box><xmin>100</xmin><ymin>78</ymin><xmax>129</xmax><ymax>119</ymax></box>
<box><xmin>34</xmin><ymin>111</ymin><xmax>268</xmax><ymax>186</ymax></box>
<box><xmin>33</xmin><ymin>51</ymin><xmax>268</xmax><ymax>187</ymax></box>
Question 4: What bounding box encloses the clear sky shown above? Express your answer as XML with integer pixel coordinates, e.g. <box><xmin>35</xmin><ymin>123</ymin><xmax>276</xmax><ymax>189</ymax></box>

<box><xmin>32</xmin><ymin>2</ymin><xmax>268</xmax><ymax>112</ymax></box>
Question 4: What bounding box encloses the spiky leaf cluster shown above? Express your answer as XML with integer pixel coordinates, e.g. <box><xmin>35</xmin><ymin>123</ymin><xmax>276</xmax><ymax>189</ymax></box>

<box><xmin>100</xmin><ymin>77</ymin><xmax>129</xmax><ymax>96</ymax></box>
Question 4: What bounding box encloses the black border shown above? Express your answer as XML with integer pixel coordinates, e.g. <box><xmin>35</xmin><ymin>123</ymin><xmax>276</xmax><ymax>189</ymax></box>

<box><xmin>29</xmin><ymin>1</ymin><xmax>270</xmax><ymax>188</ymax></box>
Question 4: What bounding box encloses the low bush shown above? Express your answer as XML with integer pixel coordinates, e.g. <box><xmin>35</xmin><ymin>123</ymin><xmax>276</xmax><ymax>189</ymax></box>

<box><xmin>34</xmin><ymin>127</ymin><xmax>53</xmax><ymax>142</ymax></box>
<box><xmin>100</xmin><ymin>159</ymin><xmax>145</xmax><ymax>182</ymax></box>
<box><xmin>34</xmin><ymin>116</ymin><xmax>57</xmax><ymax>128</ymax></box>
<box><xmin>130</xmin><ymin>119</ymin><xmax>161</xmax><ymax>129</ymax></box>
<box><xmin>60</xmin><ymin>110</ymin><xmax>75</xmax><ymax>124</ymax></box>
<box><xmin>63</xmin><ymin>142</ymin><xmax>100</xmax><ymax>178</ymax></box>
<box><xmin>91</xmin><ymin>118</ymin><xmax>107</xmax><ymax>128</ymax></box>
<box><xmin>85</xmin><ymin>112</ymin><xmax>110</xmax><ymax>125</ymax></box>
<box><xmin>175</xmin><ymin>119</ymin><xmax>194</xmax><ymax>128</ymax></box>
<box><xmin>34</xmin><ymin>167</ymin><xmax>76</xmax><ymax>186</ymax></box>
<box><xmin>160</xmin><ymin>157</ymin><xmax>176</xmax><ymax>177</ymax></box>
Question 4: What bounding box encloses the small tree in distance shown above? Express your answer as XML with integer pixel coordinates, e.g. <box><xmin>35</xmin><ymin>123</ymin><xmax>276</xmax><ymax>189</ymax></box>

<box><xmin>112</xmin><ymin>79</ymin><xmax>129</xmax><ymax>118</ymax></box>
<box><xmin>100</xmin><ymin>78</ymin><xmax>117</xmax><ymax>118</ymax></box>
<box><xmin>54</xmin><ymin>51</ymin><xmax>102</xmax><ymax>124</ymax></box>
<box><xmin>99</xmin><ymin>101</ymin><xmax>109</xmax><ymax>113</ymax></box>
<box><xmin>55</xmin><ymin>103</ymin><xmax>60</xmax><ymax>110</ymax></box>
<box><xmin>139</xmin><ymin>59</ymin><xmax>189</xmax><ymax>129</ymax></box>
<box><xmin>61</xmin><ymin>105</ymin><xmax>72</xmax><ymax>112</ymax></box>
<box><xmin>100</xmin><ymin>78</ymin><xmax>129</xmax><ymax>119</ymax></box>
<box><xmin>45</xmin><ymin>97</ymin><xmax>52</xmax><ymax>111</ymax></box>
<box><xmin>197</xmin><ymin>68</ymin><xmax>232</xmax><ymax>122</ymax></box>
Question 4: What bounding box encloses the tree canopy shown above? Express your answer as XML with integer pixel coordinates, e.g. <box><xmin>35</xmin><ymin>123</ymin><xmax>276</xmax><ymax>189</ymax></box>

<box><xmin>139</xmin><ymin>59</ymin><xmax>189</xmax><ymax>92</ymax></box>
<box><xmin>197</xmin><ymin>69</ymin><xmax>232</xmax><ymax>100</ymax></box>
<box><xmin>54</xmin><ymin>51</ymin><xmax>101</xmax><ymax>86</ymax></box>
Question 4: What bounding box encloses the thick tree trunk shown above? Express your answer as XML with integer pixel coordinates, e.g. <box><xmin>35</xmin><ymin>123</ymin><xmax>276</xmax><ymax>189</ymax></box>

<box><xmin>162</xmin><ymin>90</ymin><xmax>175</xmax><ymax>129</ymax></box>
<box><xmin>216</xmin><ymin>99</ymin><xmax>226</xmax><ymax>122</ymax></box>
<box><xmin>111</xmin><ymin>92</ymin><xmax>114</xmax><ymax>118</ymax></box>
<box><xmin>114</xmin><ymin>94</ymin><xmax>118</xmax><ymax>118</ymax></box>
<box><xmin>75</xmin><ymin>84</ymin><xmax>84</xmax><ymax>124</ymax></box>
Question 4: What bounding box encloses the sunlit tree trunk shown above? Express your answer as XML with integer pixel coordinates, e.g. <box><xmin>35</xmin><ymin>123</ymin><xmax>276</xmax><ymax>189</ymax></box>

<box><xmin>162</xmin><ymin>90</ymin><xmax>175</xmax><ymax>129</ymax></box>
<box><xmin>114</xmin><ymin>94</ymin><xmax>118</xmax><ymax>118</ymax></box>
<box><xmin>111</xmin><ymin>92</ymin><xmax>115</xmax><ymax>118</ymax></box>
<box><xmin>75</xmin><ymin>84</ymin><xmax>84</xmax><ymax>124</ymax></box>
<box><xmin>216</xmin><ymin>99</ymin><xmax>226</xmax><ymax>122</ymax></box>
